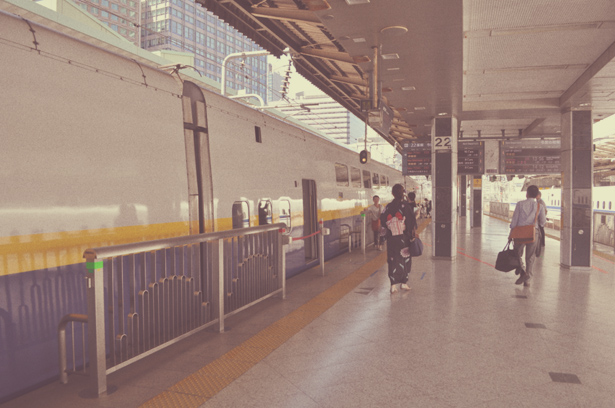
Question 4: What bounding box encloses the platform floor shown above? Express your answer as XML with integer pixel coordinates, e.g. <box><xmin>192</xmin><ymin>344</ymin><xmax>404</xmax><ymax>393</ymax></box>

<box><xmin>4</xmin><ymin>215</ymin><xmax>615</xmax><ymax>408</ymax></box>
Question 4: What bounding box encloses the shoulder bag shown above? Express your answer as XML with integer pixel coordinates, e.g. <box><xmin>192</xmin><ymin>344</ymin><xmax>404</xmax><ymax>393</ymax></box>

<box><xmin>509</xmin><ymin>202</ymin><xmax>540</xmax><ymax>244</ymax></box>
<box><xmin>495</xmin><ymin>240</ymin><xmax>521</xmax><ymax>272</ymax></box>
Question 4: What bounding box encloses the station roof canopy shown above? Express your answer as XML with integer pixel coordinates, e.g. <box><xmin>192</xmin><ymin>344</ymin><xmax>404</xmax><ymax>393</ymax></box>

<box><xmin>201</xmin><ymin>0</ymin><xmax>615</xmax><ymax>167</ymax></box>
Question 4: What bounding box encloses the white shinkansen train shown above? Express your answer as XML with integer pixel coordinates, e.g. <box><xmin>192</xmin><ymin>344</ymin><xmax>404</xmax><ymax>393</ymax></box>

<box><xmin>0</xmin><ymin>11</ymin><xmax>417</xmax><ymax>401</ymax></box>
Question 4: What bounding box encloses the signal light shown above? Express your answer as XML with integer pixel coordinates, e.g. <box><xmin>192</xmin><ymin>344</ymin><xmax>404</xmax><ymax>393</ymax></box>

<box><xmin>359</xmin><ymin>150</ymin><xmax>368</xmax><ymax>164</ymax></box>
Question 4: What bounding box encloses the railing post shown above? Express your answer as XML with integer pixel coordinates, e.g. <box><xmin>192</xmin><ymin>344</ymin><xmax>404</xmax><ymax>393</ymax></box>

<box><xmin>361</xmin><ymin>212</ymin><xmax>366</xmax><ymax>255</ymax></box>
<box><xmin>217</xmin><ymin>238</ymin><xmax>225</xmax><ymax>333</ymax></box>
<box><xmin>281</xmin><ymin>231</ymin><xmax>291</xmax><ymax>300</ymax></box>
<box><xmin>319</xmin><ymin>219</ymin><xmax>325</xmax><ymax>276</ymax></box>
<box><xmin>84</xmin><ymin>253</ymin><xmax>107</xmax><ymax>396</ymax></box>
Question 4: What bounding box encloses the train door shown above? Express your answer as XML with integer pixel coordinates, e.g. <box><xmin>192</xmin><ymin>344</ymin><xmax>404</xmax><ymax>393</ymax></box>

<box><xmin>182</xmin><ymin>81</ymin><xmax>214</xmax><ymax>233</ymax></box>
<box><xmin>302</xmin><ymin>179</ymin><xmax>318</xmax><ymax>261</ymax></box>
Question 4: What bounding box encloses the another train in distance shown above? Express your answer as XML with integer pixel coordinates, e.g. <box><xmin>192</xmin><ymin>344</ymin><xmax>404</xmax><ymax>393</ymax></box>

<box><xmin>489</xmin><ymin>181</ymin><xmax>615</xmax><ymax>247</ymax></box>
<box><xmin>0</xmin><ymin>10</ymin><xmax>417</xmax><ymax>402</ymax></box>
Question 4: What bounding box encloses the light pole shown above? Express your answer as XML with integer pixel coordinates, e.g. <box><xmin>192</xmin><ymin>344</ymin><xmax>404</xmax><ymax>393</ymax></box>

<box><xmin>221</xmin><ymin>50</ymin><xmax>271</xmax><ymax>97</ymax></box>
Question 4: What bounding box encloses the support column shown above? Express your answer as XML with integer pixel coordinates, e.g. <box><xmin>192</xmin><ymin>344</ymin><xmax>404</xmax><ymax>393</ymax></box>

<box><xmin>470</xmin><ymin>176</ymin><xmax>482</xmax><ymax>228</ymax></box>
<box><xmin>431</xmin><ymin>117</ymin><xmax>457</xmax><ymax>260</ymax></box>
<box><xmin>459</xmin><ymin>175</ymin><xmax>467</xmax><ymax>217</ymax></box>
<box><xmin>561</xmin><ymin>110</ymin><xmax>593</xmax><ymax>270</ymax></box>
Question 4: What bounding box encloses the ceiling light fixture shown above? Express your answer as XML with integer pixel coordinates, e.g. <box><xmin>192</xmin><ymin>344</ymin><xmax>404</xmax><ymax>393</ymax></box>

<box><xmin>352</xmin><ymin>37</ymin><xmax>366</xmax><ymax>43</ymax></box>
<box><xmin>381</xmin><ymin>53</ymin><xmax>399</xmax><ymax>60</ymax></box>
<box><xmin>345</xmin><ymin>0</ymin><xmax>370</xmax><ymax>5</ymax></box>
<box><xmin>414</xmin><ymin>107</ymin><xmax>426</xmax><ymax>110</ymax></box>
<box><xmin>402</xmin><ymin>86</ymin><xmax>416</xmax><ymax>91</ymax></box>
<box><xmin>387</xmin><ymin>67</ymin><xmax>400</xmax><ymax>71</ymax></box>
<box><xmin>438</xmin><ymin>112</ymin><xmax>448</xmax><ymax>116</ymax></box>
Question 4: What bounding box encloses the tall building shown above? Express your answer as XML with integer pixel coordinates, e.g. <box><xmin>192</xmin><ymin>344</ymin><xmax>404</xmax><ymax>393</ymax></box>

<box><xmin>71</xmin><ymin>0</ymin><xmax>141</xmax><ymax>44</ymax></box>
<box><xmin>140</xmin><ymin>0</ymin><xmax>268</xmax><ymax>102</ymax></box>
<box><xmin>71</xmin><ymin>0</ymin><xmax>269</xmax><ymax>102</ymax></box>
<box><xmin>272</xmin><ymin>92</ymin><xmax>364</xmax><ymax>145</ymax></box>
<box><xmin>267</xmin><ymin>63</ymin><xmax>284</xmax><ymax>104</ymax></box>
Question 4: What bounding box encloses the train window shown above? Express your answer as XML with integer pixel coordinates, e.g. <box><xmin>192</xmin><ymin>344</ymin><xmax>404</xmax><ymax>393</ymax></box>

<box><xmin>350</xmin><ymin>167</ymin><xmax>362</xmax><ymax>188</ymax></box>
<box><xmin>597</xmin><ymin>201</ymin><xmax>599</xmax><ymax>208</ymax></box>
<box><xmin>610</xmin><ymin>202</ymin><xmax>612</xmax><ymax>210</ymax></box>
<box><xmin>603</xmin><ymin>201</ymin><xmax>606</xmax><ymax>209</ymax></box>
<box><xmin>363</xmin><ymin>170</ymin><xmax>371</xmax><ymax>188</ymax></box>
<box><xmin>372</xmin><ymin>173</ymin><xmax>380</xmax><ymax>187</ymax></box>
<box><xmin>279</xmin><ymin>199</ymin><xmax>291</xmax><ymax>229</ymax></box>
<box><xmin>381</xmin><ymin>175</ymin><xmax>387</xmax><ymax>187</ymax></box>
<box><xmin>258</xmin><ymin>199</ymin><xmax>272</xmax><ymax>225</ymax></box>
<box><xmin>255</xmin><ymin>126</ymin><xmax>262</xmax><ymax>143</ymax></box>
<box><xmin>232</xmin><ymin>201</ymin><xmax>250</xmax><ymax>229</ymax></box>
<box><xmin>335</xmin><ymin>163</ymin><xmax>349</xmax><ymax>186</ymax></box>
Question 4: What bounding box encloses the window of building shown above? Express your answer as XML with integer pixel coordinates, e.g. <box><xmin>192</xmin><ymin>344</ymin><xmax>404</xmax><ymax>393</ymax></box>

<box><xmin>350</xmin><ymin>167</ymin><xmax>361</xmax><ymax>188</ymax></box>
<box><xmin>255</xmin><ymin>126</ymin><xmax>262</xmax><ymax>143</ymax></box>
<box><xmin>335</xmin><ymin>163</ymin><xmax>349</xmax><ymax>187</ymax></box>
<box><xmin>101</xmin><ymin>10</ymin><xmax>109</xmax><ymax>18</ymax></box>
<box><xmin>111</xmin><ymin>14</ymin><xmax>118</xmax><ymax>21</ymax></box>
<box><xmin>362</xmin><ymin>170</ymin><xmax>371</xmax><ymax>188</ymax></box>
<box><xmin>120</xmin><ymin>6</ymin><xmax>126</xmax><ymax>14</ymax></box>
<box><xmin>120</xmin><ymin>27</ymin><xmax>127</xmax><ymax>35</ymax></box>
<box><xmin>111</xmin><ymin>3</ymin><xmax>118</xmax><ymax>10</ymax></box>
<box><xmin>91</xmin><ymin>6</ymin><xmax>99</xmax><ymax>14</ymax></box>
<box><xmin>110</xmin><ymin>24</ymin><xmax>118</xmax><ymax>31</ymax></box>
<box><xmin>603</xmin><ymin>201</ymin><xmax>606</xmax><ymax>209</ymax></box>
<box><xmin>372</xmin><ymin>173</ymin><xmax>380</xmax><ymax>187</ymax></box>
<box><xmin>101</xmin><ymin>0</ymin><xmax>109</xmax><ymax>7</ymax></box>
<box><xmin>279</xmin><ymin>200</ymin><xmax>291</xmax><ymax>229</ymax></box>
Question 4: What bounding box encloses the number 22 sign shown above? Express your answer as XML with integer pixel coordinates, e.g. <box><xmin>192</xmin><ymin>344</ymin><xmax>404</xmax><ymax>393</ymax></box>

<box><xmin>434</xmin><ymin>136</ymin><xmax>451</xmax><ymax>150</ymax></box>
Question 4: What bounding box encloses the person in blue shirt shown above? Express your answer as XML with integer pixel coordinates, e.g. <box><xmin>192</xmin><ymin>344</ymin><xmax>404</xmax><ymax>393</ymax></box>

<box><xmin>509</xmin><ymin>185</ymin><xmax>546</xmax><ymax>287</ymax></box>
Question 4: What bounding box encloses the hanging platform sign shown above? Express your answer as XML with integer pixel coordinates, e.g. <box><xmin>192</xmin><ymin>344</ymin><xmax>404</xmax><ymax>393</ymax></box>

<box><xmin>458</xmin><ymin>141</ymin><xmax>485</xmax><ymax>175</ymax></box>
<box><xmin>402</xmin><ymin>141</ymin><xmax>431</xmax><ymax>176</ymax></box>
<box><xmin>499</xmin><ymin>139</ymin><xmax>561</xmax><ymax>174</ymax></box>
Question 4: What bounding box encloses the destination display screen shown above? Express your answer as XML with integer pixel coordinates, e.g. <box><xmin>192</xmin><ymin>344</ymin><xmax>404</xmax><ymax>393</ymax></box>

<box><xmin>402</xmin><ymin>141</ymin><xmax>431</xmax><ymax>176</ymax></box>
<box><xmin>499</xmin><ymin>139</ymin><xmax>561</xmax><ymax>174</ymax></box>
<box><xmin>458</xmin><ymin>141</ymin><xmax>484</xmax><ymax>175</ymax></box>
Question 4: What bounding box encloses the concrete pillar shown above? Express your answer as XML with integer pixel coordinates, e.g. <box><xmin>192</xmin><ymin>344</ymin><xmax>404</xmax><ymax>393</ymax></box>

<box><xmin>459</xmin><ymin>175</ymin><xmax>467</xmax><ymax>217</ymax></box>
<box><xmin>470</xmin><ymin>176</ymin><xmax>482</xmax><ymax>228</ymax></box>
<box><xmin>431</xmin><ymin>117</ymin><xmax>457</xmax><ymax>260</ymax></box>
<box><xmin>560</xmin><ymin>110</ymin><xmax>593</xmax><ymax>270</ymax></box>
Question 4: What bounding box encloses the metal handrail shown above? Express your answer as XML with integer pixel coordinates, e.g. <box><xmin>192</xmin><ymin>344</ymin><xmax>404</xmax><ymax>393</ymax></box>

<box><xmin>83</xmin><ymin>223</ymin><xmax>286</xmax><ymax>260</ymax></box>
<box><xmin>82</xmin><ymin>222</ymin><xmax>290</xmax><ymax>396</ymax></box>
<box><xmin>58</xmin><ymin>314</ymin><xmax>88</xmax><ymax>384</ymax></box>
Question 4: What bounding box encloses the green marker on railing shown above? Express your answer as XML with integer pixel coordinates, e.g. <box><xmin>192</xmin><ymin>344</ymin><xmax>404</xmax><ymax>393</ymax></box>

<box><xmin>86</xmin><ymin>261</ymin><xmax>103</xmax><ymax>272</ymax></box>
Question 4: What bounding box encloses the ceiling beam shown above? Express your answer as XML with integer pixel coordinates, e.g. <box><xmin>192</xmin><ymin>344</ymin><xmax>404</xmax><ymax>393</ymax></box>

<box><xmin>461</xmin><ymin>108</ymin><xmax>560</xmax><ymax>121</ymax></box>
<box><xmin>560</xmin><ymin>38</ymin><xmax>615</xmax><ymax>107</ymax></box>
<box><xmin>329</xmin><ymin>75</ymin><xmax>368</xmax><ymax>87</ymax></box>
<box><xmin>522</xmin><ymin>118</ymin><xmax>546</xmax><ymax>137</ymax></box>
<box><xmin>250</xmin><ymin>7</ymin><xmax>321</xmax><ymax>24</ymax></box>
<box><xmin>299</xmin><ymin>47</ymin><xmax>369</xmax><ymax>64</ymax></box>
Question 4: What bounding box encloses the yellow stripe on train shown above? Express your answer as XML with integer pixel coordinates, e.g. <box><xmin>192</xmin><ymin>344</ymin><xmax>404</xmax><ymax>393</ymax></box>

<box><xmin>0</xmin><ymin>207</ymin><xmax>368</xmax><ymax>276</ymax></box>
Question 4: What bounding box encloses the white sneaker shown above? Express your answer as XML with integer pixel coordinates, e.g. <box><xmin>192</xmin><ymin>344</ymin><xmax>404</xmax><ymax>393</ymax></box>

<box><xmin>390</xmin><ymin>285</ymin><xmax>398</xmax><ymax>294</ymax></box>
<box><xmin>400</xmin><ymin>284</ymin><xmax>411</xmax><ymax>291</ymax></box>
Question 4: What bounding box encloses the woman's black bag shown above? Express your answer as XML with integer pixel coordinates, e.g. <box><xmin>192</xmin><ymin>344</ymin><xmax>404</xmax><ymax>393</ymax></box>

<box><xmin>409</xmin><ymin>237</ymin><xmax>424</xmax><ymax>257</ymax></box>
<box><xmin>495</xmin><ymin>240</ymin><xmax>520</xmax><ymax>272</ymax></box>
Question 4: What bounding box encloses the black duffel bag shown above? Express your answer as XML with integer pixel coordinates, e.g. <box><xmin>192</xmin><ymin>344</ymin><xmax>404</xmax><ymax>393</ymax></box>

<box><xmin>495</xmin><ymin>240</ymin><xmax>521</xmax><ymax>272</ymax></box>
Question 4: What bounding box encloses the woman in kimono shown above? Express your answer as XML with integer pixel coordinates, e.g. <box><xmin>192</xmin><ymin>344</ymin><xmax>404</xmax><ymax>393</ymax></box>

<box><xmin>381</xmin><ymin>184</ymin><xmax>417</xmax><ymax>293</ymax></box>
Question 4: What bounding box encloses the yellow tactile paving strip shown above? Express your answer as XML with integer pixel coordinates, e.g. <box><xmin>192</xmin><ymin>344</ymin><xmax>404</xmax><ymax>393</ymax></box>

<box><xmin>139</xmin><ymin>219</ymin><xmax>431</xmax><ymax>408</ymax></box>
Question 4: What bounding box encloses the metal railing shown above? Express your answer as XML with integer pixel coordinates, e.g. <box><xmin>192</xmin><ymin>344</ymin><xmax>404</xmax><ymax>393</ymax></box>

<box><xmin>82</xmin><ymin>223</ymin><xmax>288</xmax><ymax>396</ymax></box>
<box><xmin>58</xmin><ymin>314</ymin><xmax>88</xmax><ymax>384</ymax></box>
